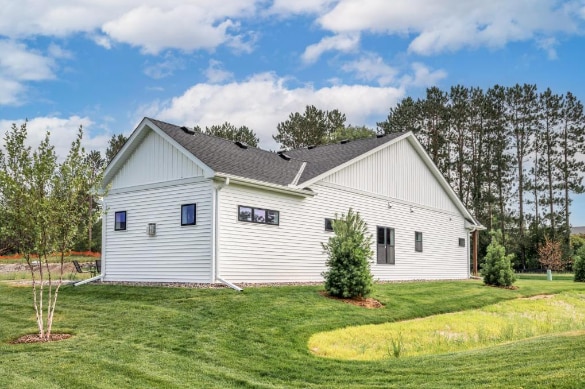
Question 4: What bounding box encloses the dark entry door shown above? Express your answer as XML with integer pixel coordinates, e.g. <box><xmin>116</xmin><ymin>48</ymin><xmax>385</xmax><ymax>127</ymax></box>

<box><xmin>377</xmin><ymin>226</ymin><xmax>395</xmax><ymax>264</ymax></box>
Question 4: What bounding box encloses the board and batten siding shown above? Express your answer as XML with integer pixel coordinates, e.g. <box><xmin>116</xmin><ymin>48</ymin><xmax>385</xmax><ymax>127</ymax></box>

<box><xmin>322</xmin><ymin>138</ymin><xmax>459</xmax><ymax>214</ymax></box>
<box><xmin>217</xmin><ymin>183</ymin><xmax>469</xmax><ymax>283</ymax></box>
<box><xmin>110</xmin><ymin>130</ymin><xmax>206</xmax><ymax>190</ymax></box>
<box><xmin>103</xmin><ymin>180</ymin><xmax>213</xmax><ymax>282</ymax></box>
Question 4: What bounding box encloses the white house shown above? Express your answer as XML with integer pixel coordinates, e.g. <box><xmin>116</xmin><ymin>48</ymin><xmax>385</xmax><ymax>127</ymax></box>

<box><xmin>99</xmin><ymin>117</ymin><xmax>483</xmax><ymax>286</ymax></box>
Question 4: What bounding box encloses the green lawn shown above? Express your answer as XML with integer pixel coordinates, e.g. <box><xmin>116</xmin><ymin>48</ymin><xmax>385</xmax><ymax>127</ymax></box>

<box><xmin>2</xmin><ymin>279</ymin><xmax>585</xmax><ymax>388</ymax></box>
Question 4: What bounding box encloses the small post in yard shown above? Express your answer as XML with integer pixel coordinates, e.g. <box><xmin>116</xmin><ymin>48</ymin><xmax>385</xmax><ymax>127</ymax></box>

<box><xmin>547</xmin><ymin>269</ymin><xmax>552</xmax><ymax>281</ymax></box>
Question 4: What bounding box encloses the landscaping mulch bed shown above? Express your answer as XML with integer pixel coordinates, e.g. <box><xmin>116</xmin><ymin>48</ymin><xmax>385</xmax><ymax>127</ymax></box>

<box><xmin>319</xmin><ymin>291</ymin><xmax>384</xmax><ymax>309</ymax></box>
<box><xmin>10</xmin><ymin>333</ymin><xmax>72</xmax><ymax>344</ymax></box>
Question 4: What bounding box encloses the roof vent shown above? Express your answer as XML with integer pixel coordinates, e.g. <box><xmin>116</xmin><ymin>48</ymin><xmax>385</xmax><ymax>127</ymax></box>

<box><xmin>307</xmin><ymin>145</ymin><xmax>316</xmax><ymax>149</ymax></box>
<box><xmin>234</xmin><ymin>141</ymin><xmax>248</xmax><ymax>149</ymax></box>
<box><xmin>376</xmin><ymin>133</ymin><xmax>386</xmax><ymax>138</ymax></box>
<box><xmin>181</xmin><ymin>126</ymin><xmax>195</xmax><ymax>135</ymax></box>
<box><xmin>277</xmin><ymin>151</ymin><xmax>291</xmax><ymax>161</ymax></box>
<box><xmin>340</xmin><ymin>139</ymin><xmax>350</xmax><ymax>144</ymax></box>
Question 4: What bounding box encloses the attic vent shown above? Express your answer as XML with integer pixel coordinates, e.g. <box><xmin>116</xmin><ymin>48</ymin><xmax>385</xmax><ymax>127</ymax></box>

<box><xmin>376</xmin><ymin>133</ymin><xmax>386</xmax><ymax>138</ymax></box>
<box><xmin>234</xmin><ymin>141</ymin><xmax>248</xmax><ymax>149</ymax></box>
<box><xmin>277</xmin><ymin>151</ymin><xmax>291</xmax><ymax>161</ymax></box>
<box><xmin>307</xmin><ymin>145</ymin><xmax>316</xmax><ymax>149</ymax></box>
<box><xmin>340</xmin><ymin>139</ymin><xmax>350</xmax><ymax>144</ymax></box>
<box><xmin>181</xmin><ymin>126</ymin><xmax>195</xmax><ymax>135</ymax></box>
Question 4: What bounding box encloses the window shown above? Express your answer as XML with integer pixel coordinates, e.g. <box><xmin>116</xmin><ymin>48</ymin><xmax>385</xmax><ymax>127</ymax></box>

<box><xmin>415</xmin><ymin>231</ymin><xmax>423</xmax><ymax>252</ymax></box>
<box><xmin>238</xmin><ymin>205</ymin><xmax>279</xmax><ymax>225</ymax></box>
<box><xmin>181</xmin><ymin>204</ymin><xmax>196</xmax><ymax>226</ymax></box>
<box><xmin>324</xmin><ymin>218</ymin><xmax>334</xmax><ymax>232</ymax></box>
<box><xmin>115</xmin><ymin>211</ymin><xmax>126</xmax><ymax>231</ymax></box>
<box><xmin>459</xmin><ymin>238</ymin><xmax>466</xmax><ymax>247</ymax></box>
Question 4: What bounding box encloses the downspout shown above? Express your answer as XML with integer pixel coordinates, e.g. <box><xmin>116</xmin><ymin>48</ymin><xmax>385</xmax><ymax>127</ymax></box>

<box><xmin>74</xmin><ymin>274</ymin><xmax>103</xmax><ymax>286</ymax></box>
<box><xmin>214</xmin><ymin>178</ymin><xmax>243</xmax><ymax>292</ymax></box>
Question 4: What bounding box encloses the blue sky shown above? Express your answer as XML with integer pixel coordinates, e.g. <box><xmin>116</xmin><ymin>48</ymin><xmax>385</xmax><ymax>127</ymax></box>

<box><xmin>0</xmin><ymin>0</ymin><xmax>584</xmax><ymax>225</ymax></box>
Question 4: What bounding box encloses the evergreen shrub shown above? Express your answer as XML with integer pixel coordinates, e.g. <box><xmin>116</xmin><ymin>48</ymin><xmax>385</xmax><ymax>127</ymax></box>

<box><xmin>480</xmin><ymin>230</ymin><xmax>516</xmax><ymax>287</ymax></box>
<box><xmin>322</xmin><ymin>208</ymin><xmax>373</xmax><ymax>298</ymax></box>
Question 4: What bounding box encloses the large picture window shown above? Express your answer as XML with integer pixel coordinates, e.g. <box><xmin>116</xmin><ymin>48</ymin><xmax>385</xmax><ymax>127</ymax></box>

<box><xmin>181</xmin><ymin>204</ymin><xmax>196</xmax><ymax>226</ymax></box>
<box><xmin>238</xmin><ymin>205</ymin><xmax>279</xmax><ymax>225</ymax></box>
<box><xmin>115</xmin><ymin>211</ymin><xmax>127</xmax><ymax>231</ymax></box>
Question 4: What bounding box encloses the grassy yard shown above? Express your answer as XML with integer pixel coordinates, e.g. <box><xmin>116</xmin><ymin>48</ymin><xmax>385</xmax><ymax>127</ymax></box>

<box><xmin>2</xmin><ymin>279</ymin><xmax>585</xmax><ymax>388</ymax></box>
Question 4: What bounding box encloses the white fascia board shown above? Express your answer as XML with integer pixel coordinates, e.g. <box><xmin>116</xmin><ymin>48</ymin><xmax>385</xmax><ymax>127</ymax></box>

<box><xmin>215</xmin><ymin>173</ymin><xmax>314</xmax><ymax>197</ymax></box>
<box><xmin>296</xmin><ymin>132</ymin><xmax>412</xmax><ymax>188</ymax></box>
<box><xmin>102</xmin><ymin>118</ymin><xmax>215</xmax><ymax>187</ymax></box>
<box><xmin>406</xmin><ymin>134</ymin><xmax>484</xmax><ymax>229</ymax></box>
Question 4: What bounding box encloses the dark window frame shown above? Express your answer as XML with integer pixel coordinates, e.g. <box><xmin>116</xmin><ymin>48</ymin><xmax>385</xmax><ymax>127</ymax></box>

<box><xmin>324</xmin><ymin>218</ymin><xmax>334</xmax><ymax>232</ymax></box>
<box><xmin>114</xmin><ymin>211</ymin><xmax>127</xmax><ymax>231</ymax></box>
<box><xmin>415</xmin><ymin>231</ymin><xmax>423</xmax><ymax>252</ymax></box>
<box><xmin>459</xmin><ymin>238</ymin><xmax>466</xmax><ymax>247</ymax></box>
<box><xmin>181</xmin><ymin>203</ymin><xmax>197</xmax><ymax>226</ymax></box>
<box><xmin>238</xmin><ymin>205</ymin><xmax>279</xmax><ymax>226</ymax></box>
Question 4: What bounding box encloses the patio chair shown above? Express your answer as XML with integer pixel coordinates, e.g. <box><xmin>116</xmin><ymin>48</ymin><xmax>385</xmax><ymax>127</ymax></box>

<box><xmin>72</xmin><ymin>260</ymin><xmax>96</xmax><ymax>276</ymax></box>
<box><xmin>95</xmin><ymin>259</ymin><xmax>101</xmax><ymax>275</ymax></box>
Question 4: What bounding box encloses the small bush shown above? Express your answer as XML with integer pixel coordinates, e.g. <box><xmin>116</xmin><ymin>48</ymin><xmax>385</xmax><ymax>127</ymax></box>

<box><xmin>322</xmin><ymin>208</ymin><xmax>373</xmax><ymax>298</ymax></box>
<box><xmin>574</xmin><ymin>246</ymin><xmax>585</xmax><ymax>282</ymax></box>
<box><xmin>480</xmin><ymin>230</ymin><xmax>516</xmax><ymax>287</ymax></box>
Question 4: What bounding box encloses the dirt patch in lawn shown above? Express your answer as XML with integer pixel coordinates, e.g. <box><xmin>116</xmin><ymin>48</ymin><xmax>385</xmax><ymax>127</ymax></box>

<box><xmin>522</xmin><ymin>294</ymin><xmax>554</xmax><ymax>300</ymax></box>
<box><xmin>10</xmin><ymin>333</ymin><xmax>72</xmax><ymax>344</ymax></box>
<box><xmin>319</xmin><ymin>291</ymin><xmax>384</xmax><ymax>309</ymax></box>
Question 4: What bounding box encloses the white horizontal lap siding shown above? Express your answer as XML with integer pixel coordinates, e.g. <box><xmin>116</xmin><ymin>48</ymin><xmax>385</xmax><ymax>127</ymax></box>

<box><xmin>111</xmin><ymin>130</ymin><xmax>205</xmax><ymax>189</ymax></box>
<box><xmin>322</xmin><ymin>139</ymin><xmax>459</xmax><ymax>214</ymax></box>
<box><xmin>217</xmin><ymin>183</ymin><xmax>468</xmax><ymax>283</ymax></box>
<box><xmin>104</xmin><ymin>181</ymin><xmax>213</xmax><ymax>282</ymax></box>
<box><xmin>218</xmin><ymin>186</ymin><xmax>327</xmax><ymax>283</ymax></box>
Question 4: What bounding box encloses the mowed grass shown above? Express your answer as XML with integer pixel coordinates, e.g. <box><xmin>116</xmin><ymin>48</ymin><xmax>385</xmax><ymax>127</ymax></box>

<box><xmin>309</xmin><ymin>293</ymin><xmax>585</xmax><ymax>360</ymax></box>
<box><xmin>2</xmin><ymin>279</ymin><xmax>585</xmax><ymax>388</ymax></box>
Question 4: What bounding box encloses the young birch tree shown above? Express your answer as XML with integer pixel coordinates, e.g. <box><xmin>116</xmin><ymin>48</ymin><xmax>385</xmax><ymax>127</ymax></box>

<box><xmin>0</xmin><ymin>123</ymin><xmax>99</xmax><ymax>340</ymax></box>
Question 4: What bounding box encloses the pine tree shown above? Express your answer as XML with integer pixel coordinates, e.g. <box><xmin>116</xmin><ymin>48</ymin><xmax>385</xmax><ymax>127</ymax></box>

<box><xmin>558</xmin><ymin>92</ymin><xmax>585</xmax><ymax>247</ymax></box>
<box><xmin>198</xmin><ymin>122</ymin><xmax>260</xmax><ymax>147</ymax></box>
<box><xmin>538</xmin><ymin>89</ymin><xmax>563</xmax><ymax>237</ymax></box>
<box><xmin>273</xmin><ymin>105</ymin><xmax>346</xmax><ymax>149</ymax></box>
<box><xmin>480</xmin><ymin>230</ymin><xmax>516</xmax><ymax>287</ymax></box>
<box><xmin>322</xmin><ymin>209</ymin><xmax>373</xmax><ymax>299</ymax></box>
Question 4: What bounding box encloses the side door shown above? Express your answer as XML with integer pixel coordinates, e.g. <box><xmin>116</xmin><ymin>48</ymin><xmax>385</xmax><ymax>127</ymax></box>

<box><xmin>377</xmin><ymin>226</ymin><xmax>395</xmax><ymax>264</ymax></box>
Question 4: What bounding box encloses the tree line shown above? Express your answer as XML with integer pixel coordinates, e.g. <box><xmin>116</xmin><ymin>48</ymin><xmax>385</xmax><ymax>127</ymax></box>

<box><xmin>378</xmin><ymin>85</ymin><xmax>585</xmax><ymax>269</ymax></box>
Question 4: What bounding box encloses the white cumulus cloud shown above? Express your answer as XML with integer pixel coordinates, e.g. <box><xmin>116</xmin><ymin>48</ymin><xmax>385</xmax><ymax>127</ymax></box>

<box><xmin>341</xmin><ymin>53</ymin><xmax>399</xmax><ymax>86</ymax></box>
<box><xmin>0</xmin><ymin>40</ymin><xmax>57</xmax><ymax>105</ymax></box>
<box><xmin>316</xmin><ymin>0</ymin><xmax>582</xmax><ymax>56</ymax></box>
<box><xmin>302</xmin><ymin>33</ymin><xmax>360</xmax><ymax>63</ymax></box>
<box><xmin>0</xmin><ymin>116</ymin><xmax>110</xmax><ymax>160</ymax></box>
<box><xmin>140</xmin><ymin>73</ymin><xmax>404</xmax><ymax>150</ymax></box>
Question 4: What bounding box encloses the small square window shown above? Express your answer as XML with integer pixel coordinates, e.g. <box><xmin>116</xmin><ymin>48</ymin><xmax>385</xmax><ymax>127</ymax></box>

<box><xmin>415</xmin><ymin>231</ymin><xmax>423</xmax><ymax>252</ymax></box>
<box><xmin>181</xmin><ymin>204</ymin><xmax>196</xmax><ymax>226</ymax></box>
<box><xmin>459</xmin><ymin>238</ymin><xmax>466</xmax><ymax>247</ymax></box>
<box><xmin>266</xmin><ymin>210</ymin><xmax>279</xmax><ymax>225</ymax></box>
<box><xmin>115</xmin><ymin>211</ymin><xmax>126</xmax><ymax>231</ymax></box>
<box><xmin>253</xmin><ymin>208</ymin><xmax>266</xmax><ymax>223</ymax></box>
<box><xmin>324</xmin><ymin>218</ymin><xmax>334</xmax><ymax>232</ymax></box>
<box><xmin>238</xmin><ymin>206</ymin><xmax>252</xmax><ymax>222</ymax></box>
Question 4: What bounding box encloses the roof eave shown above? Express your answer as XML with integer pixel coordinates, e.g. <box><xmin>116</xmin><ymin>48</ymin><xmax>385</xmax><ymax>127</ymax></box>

<box><xmin>215</xmin><ymin>173</ymin><xmax>314</xmax><ymax>197</ymax></box>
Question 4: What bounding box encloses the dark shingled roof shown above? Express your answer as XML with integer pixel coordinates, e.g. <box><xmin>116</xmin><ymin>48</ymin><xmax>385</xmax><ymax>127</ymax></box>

<box><xmin>149</xmin><ymin>118</ymin><xmax>303</xmax><ymax>187</ymax></box>
<box><xmin>149</xmin><ymin>118</ymin><xmax>403</xmax><ymax>187</ymax></box>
